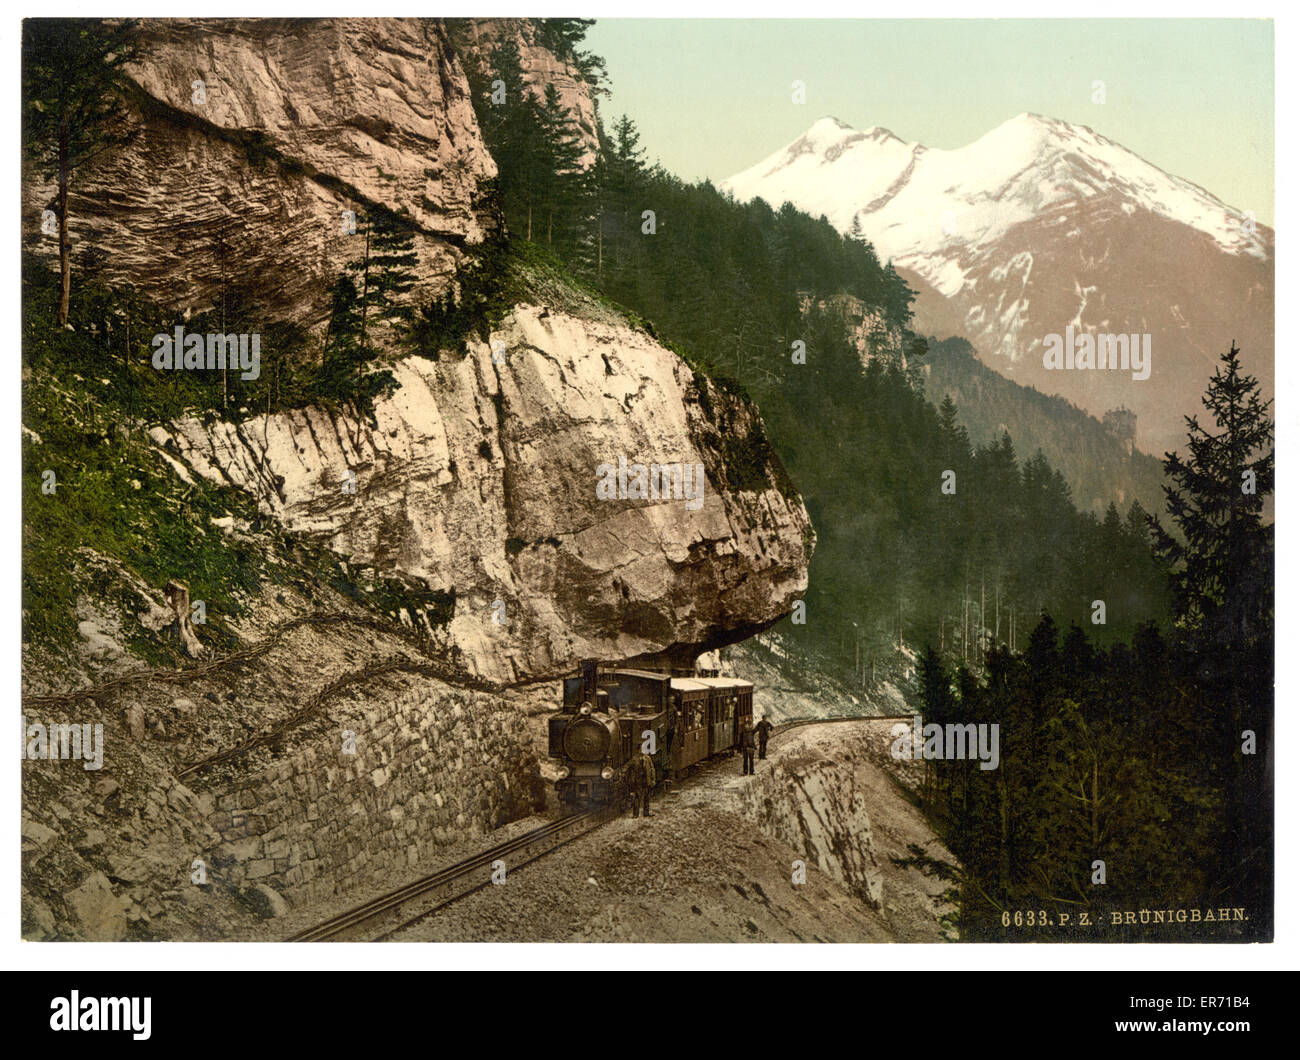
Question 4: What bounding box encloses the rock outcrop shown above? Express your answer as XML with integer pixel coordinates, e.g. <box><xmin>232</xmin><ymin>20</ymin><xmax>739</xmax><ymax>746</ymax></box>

<box><xmin>681</xmin><ymin>720</ymin><xmax>958</xmax><ymax>938</ymax></box>
<box><xmin>66</xmin><ymin>870</ymin><xmax>129</xmax><ymax>941</ymax></box>
<box><xmin>21</xmin><ymin>17</ymin><xmax>496</xmax><ymax>327</ymax></box>
<box><xmin>151</xmin><ymin>303</ymin><xmax>812</xmax><ymax>684</ymax></box>
<box><xmin>724</xmin><ymin>745</ymin><xmax>884</xmax><ymax>909</ymax></box>
<box><xmin>23</xmin><ymin>20</ymin><xmax>812</xmax><ymax>685</ymax></box>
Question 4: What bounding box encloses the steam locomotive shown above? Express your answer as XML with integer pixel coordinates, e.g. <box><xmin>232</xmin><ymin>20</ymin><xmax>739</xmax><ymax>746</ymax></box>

<box><xmin>549</xmin><ymin>661</ymin><xmax>754</xmax><ymax>808</ymax></box>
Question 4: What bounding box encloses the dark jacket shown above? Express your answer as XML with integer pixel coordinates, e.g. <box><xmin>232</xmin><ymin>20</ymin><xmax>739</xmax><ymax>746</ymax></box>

<box><xmin>739</xmin><ymin>726</ymin><xmax>756</xmax><ymax>750</ymax></box>
<box><xmin>754</xmin><ymin>720</ymin><xmax>774</xmax><ymax>742</ymax></box>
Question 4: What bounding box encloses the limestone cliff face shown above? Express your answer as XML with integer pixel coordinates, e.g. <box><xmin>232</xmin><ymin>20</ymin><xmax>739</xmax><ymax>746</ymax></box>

<box><xmin>150</xmin><ymin>304</ymin><xmax>812</xmax><ymax>684</ymax></box>
<box><xmin>21</xmin><ymin>17</ymin><xmax>495</xmax><ymax>327</ymax></box>
<box><xmin>24</xmin><ymin>17</ymin><xmax>816</xmax><ymax>942</ymax></box>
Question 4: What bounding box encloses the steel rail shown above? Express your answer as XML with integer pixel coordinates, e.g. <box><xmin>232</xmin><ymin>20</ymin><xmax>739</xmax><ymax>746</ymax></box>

<box><xmin>287</xmin><ymin>809</ymin><xmax>613</xmax><ymax>942</ymax></box>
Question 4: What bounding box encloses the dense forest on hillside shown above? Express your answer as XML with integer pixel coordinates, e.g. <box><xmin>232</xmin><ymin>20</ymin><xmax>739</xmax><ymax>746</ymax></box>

<box><xmin>925</xmin><ymin>336</ymin><xmax>1167</xmax><ymax>517</ymax></box>
<box><xmin>907</xmin><ymin>345</ymin><xmax>1273</xmax><ymax>939</ymax></box>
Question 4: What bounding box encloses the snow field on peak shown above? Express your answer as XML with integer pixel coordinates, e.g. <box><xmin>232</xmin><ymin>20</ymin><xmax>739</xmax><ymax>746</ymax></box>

<box><xmin>722</xmin><ymin>113</ymin><xmax>1268</xmax><ymax>262</ymax></box>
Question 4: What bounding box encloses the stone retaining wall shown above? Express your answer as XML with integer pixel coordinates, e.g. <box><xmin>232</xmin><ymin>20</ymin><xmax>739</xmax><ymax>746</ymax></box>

<box><xmin>204</xmin><ymin>675</ymin><xmax>545</xmax><ymax>908</ymax></box>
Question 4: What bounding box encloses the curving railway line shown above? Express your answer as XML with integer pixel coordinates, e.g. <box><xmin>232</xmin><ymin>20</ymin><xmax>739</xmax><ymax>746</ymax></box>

<box><xmin>773</xmin><ymin>714</ymin><xmax>914</xmax><ymax>740</ymax></box>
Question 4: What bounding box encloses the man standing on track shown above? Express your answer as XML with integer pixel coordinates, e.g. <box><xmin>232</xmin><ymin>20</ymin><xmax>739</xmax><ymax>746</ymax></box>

<box><xmin>739</xmin><ymin>722</ymin><xmax>756</xmax><ymax>775</ymax></box>
<box><xmin>754</xmin><ymin>716</ymin><xmax>774</xmax><ymax>761</ymax></box>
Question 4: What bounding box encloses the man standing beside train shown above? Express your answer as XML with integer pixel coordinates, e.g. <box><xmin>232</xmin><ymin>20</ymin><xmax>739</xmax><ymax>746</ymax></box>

<box><xmin>739</xmin><ymin>722</ymin><xmax>756</xmax><ymax>776</ymax></box>
<box><xmin>754</xmin><ymin>716</ymin><xmax>774</xmax><ymax>761</ymax></box>
<box><xmin>629</xmin><ymin>750</ymin><xmax>656</xmax><ymax>818</ymax></box>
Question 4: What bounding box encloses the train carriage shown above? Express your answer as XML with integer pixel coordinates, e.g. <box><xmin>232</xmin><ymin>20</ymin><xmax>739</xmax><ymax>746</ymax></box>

<box><xmin>668</xmin><ymin>678</ymin><xmax>711</xmax><ymax>774</ymax></box>
<box><xmin>697</xmin><ymin>676</ymin><xmax>754</xmax><ymax>756</ymax></box>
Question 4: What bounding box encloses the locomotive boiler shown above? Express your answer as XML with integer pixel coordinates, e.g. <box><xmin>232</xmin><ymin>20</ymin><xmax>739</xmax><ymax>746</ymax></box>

<box><xmin>550</xmin><ymin>661</ymin><xmax>754</xmax><ymax>809</ymax></box>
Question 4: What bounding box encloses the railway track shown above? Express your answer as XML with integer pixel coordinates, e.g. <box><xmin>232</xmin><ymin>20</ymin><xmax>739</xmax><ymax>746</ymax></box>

<box><xmin>288</xmin><ymin>713</ymin><xmax>912</xmax><ymax>942</ymax></box>
<box><xmin>773</xmin><ymin>713</ymin><xmax>914</xmax><ymax>740</ymax></box>
<box><xmin>287</xmin><ymin>808</ymin><xmax>615</xmax><ymax>942</ymax></box>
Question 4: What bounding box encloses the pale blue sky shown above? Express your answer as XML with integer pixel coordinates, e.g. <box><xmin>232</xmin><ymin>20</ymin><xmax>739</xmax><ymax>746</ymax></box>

<box><xmin>586</xmin><ymin>19</ymin><xmax>1274</xmax><ymax>224</ymax></box>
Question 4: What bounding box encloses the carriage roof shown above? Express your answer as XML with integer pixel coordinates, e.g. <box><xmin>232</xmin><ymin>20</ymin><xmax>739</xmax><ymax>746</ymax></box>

<box><xmin>603</xmin><ymin>667</ymin><xmax>671</xmax><ymax>682</ymax></box>
<box><xmin>670</xmin><ymin>676</ymin><xmax>753</xmax><ymax>693</ymax></box>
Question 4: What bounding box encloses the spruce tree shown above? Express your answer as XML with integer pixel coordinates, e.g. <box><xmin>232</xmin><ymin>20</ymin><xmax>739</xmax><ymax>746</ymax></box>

<box><xmin>916</xmin><ymin>645</ymin><xmax>954</xmax><ymax>809</ymax></box>
<box><xmin>539</xmin><ymin>18</ymin><xmax>596</xmax><ymax>61</ymax></box>
<box><xmin>361</xmin><ymin>208</ymin><xmax>419</xmax><ymax>335</ymax></box>
<box><xmin>1149</xmin><ymin>342</ymin><xmax>1274</xmax><ymax>649</ymax></box>
<box><xmin>536</xmin><ymin>84</ymin><xmax>588</xmax><ymax>249</ymax></box>
<box><xmin>1148</xmin><ymin>341</ymin><xmax>1273</xmax><ymax>934</ymax></box>
<box><xmin>590</xmin><ymin>114</ymin><xmax>648</xmax><ymax>280</ymax></box>
<box><xmin>474</xmin><ymin>39</ymin><xmax>547</xmax><ymax>240</ymax></box>
<box><xmin>319</xmin><ymin>273</ymin><xmax>362</xmax><ymax>398</ymax></box>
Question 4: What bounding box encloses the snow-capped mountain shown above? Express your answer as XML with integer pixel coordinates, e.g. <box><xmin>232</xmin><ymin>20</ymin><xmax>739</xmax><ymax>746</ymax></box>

<box><xmin>722</xmin><ymin>115</ymin><xmax>1274</xmax><ymax>456</ymax></box>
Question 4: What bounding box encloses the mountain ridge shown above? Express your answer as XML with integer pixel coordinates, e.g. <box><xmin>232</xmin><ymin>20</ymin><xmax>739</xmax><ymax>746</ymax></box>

<box><xmin>727</xmin><ymin>112</ymin><xmax>1267</xmax><ymax>262</ymax></box>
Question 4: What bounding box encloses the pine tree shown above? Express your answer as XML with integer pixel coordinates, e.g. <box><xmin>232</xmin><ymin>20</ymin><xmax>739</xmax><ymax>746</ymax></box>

<box><xmin>937</xmin><ymin>394</ymin><xmax>971</xmax><ymax>464</ymax></box>
<box><xmin>1149</xmin><ymin>342</ymin><xmax>1274</xmax><ymax>649</ymax></box>
<box><xmin>319</xmin><ymin>207</ymin><xmax>414</xmax><ymax>406</ymax></box>
<box><xmin>916</xmin><ymin>645</ymin><xmax>954</xmax><ymax>809</ymax></box>
<box><xmin>319</xmin><ymin>273</ymin><xmax>363</xmax><ymax>397</ymax></box>
<box><xmin>538</xmin><ymin>18</ymin><xmax>595</xmax><ymax>60</ymax></box>
<box><xmin>474</xmin><ymin>40</ymin><xmax>547</xmax><ymax>240</ymax></box>
<box><xmin>590</xmin><ymin>114</ymin><xmax>647</xmax><ymax>280</ymax></box>
<box><xmin>341</xmin><ymin>207</ymin><xmax>419</xmax><ymax>363</ymax></box>
<box><xmin>23</xmin><ymin>18</ymin><xmax>139</xmax><ymax>325</ymax></box>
